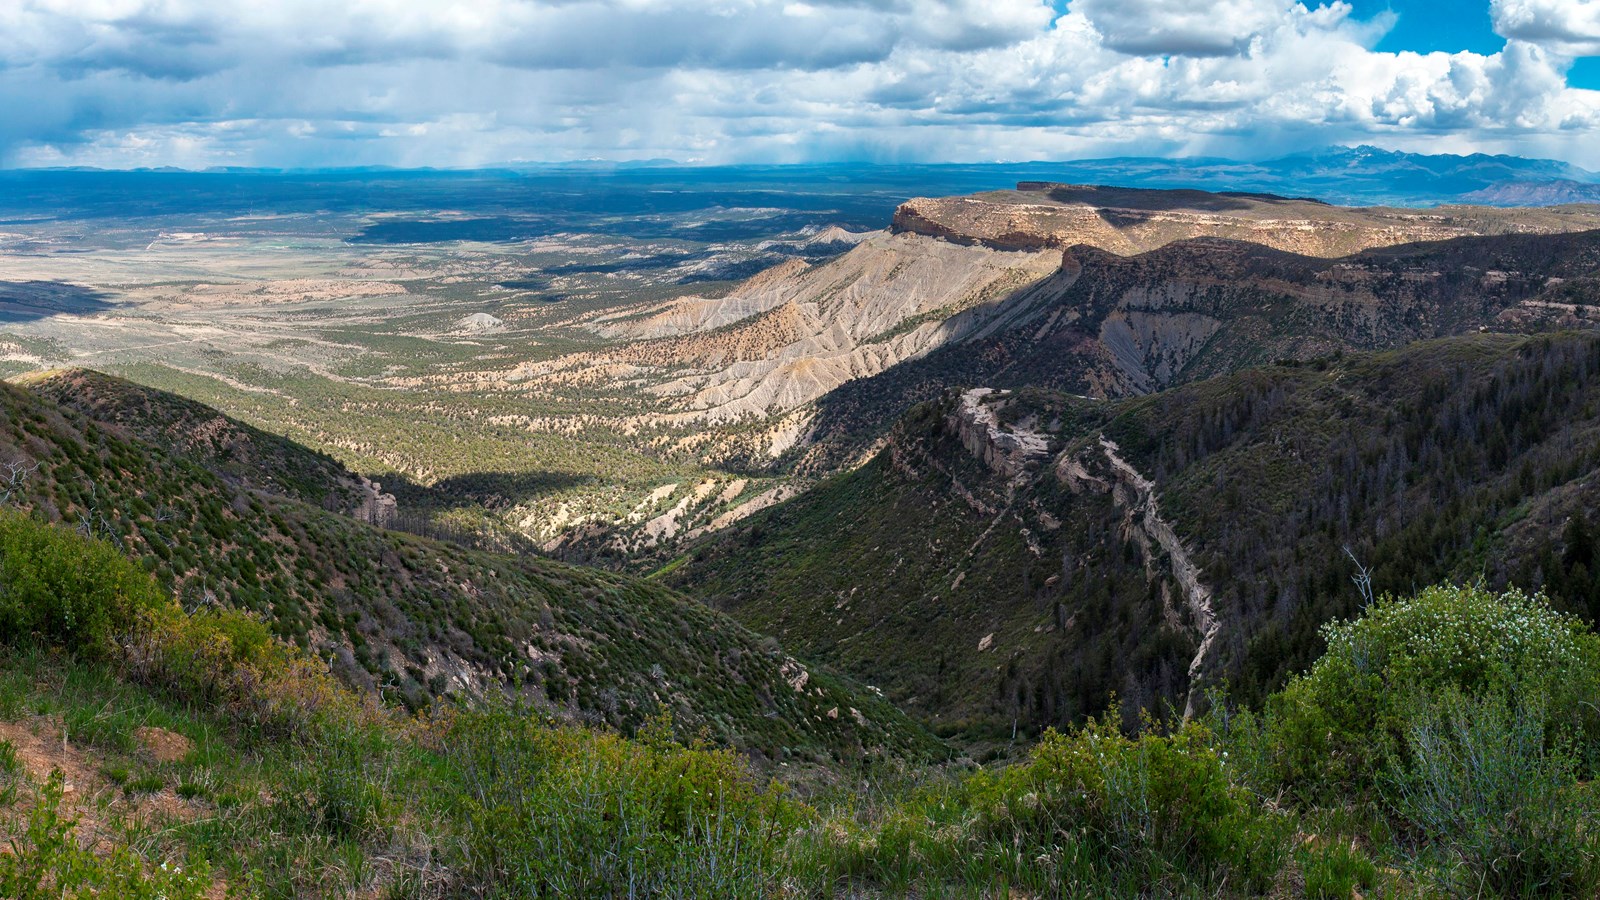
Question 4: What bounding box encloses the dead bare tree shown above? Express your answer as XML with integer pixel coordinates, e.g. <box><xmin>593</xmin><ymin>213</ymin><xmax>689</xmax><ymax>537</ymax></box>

<box><xmin>140</xmin><ymin>504</ymin><xmax>179</xmax><ymax>547</ymax></box>
<box><xmin>0</xmin><ymin>458</ymin><xmax>38</xmax><ymax>505</ymax></box>
<box><xmin>74</xmin><ymin>482</ymin><xmax>123</xmax><ymax>546</ymax></box>
<box><xmin>1343</xmin><ymin>545</ymin><xmax>1375</xmax><ymax>607</ymax></box>
<box><xmin>183</xmin><ymin>577</ymin><xmax>219</xmax><ymax>613</ymax></box>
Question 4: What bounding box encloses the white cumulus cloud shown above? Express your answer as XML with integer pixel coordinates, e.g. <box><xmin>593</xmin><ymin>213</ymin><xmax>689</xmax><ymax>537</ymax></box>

<box><xmin>0</xmin><ymin>0</ymin><xmax>1597</xmax><ymax>168</ymax></box>
<box><xmin>1493</xmin><ymin>0</ymin><xmax>1600</xmax><ymax>56</ymax></box>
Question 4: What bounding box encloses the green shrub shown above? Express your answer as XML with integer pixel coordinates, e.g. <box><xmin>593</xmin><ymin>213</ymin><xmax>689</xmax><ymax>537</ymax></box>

<box><xmin>0</xmin><ymin>510</ymin><xmax>382</xmax><ymax>745</ymax></box>
<box><xmin>0</xmin><ymin>509</ymin><xmax>166</xmax><ymax>656</ymax></box>
<box><xmin>62</xmin><ymin>702</ymin><xmax>140</xmax><ymax>752</ymax></box>
<box><xmin>440</xmin><ymin>705</ymin><xmax>795</xmax><ymax>898</ymax></box>
<box><xmin>793</xmin><ymin>710</ymin><xmax>1290</xmax><ymax>896</ymax></box>
<box><xmin>0</xmin><ymin>738</ymin><xmax>18</xmax><ymax>804</ymax></box>
<box><xmin>122</xmin><ymin>597</ymin><xmax>384</xmax><ymax>741</ymax></box>
<box><xmin>307</xmin><ymin>726</ymin><xmax>394</xmax><ymax>841</ymax></box>
<box><xmin>1297</xmin><ymin>839</ymin><xmax>1377</xmax><ymax>899</ymax></box>
<box><xmin>1266</xmin><ymin>584</ymin><xmax>1600</xmax><ymax>796</ymax></box>
<box><xmin>123</xmin><ymin>773</ymin><xmax>164</xmax><ymax>796</ymax></box>
<box><xmin>1383</xmin><ymin>689</ymin><xmax>1600</xmax><ymax>897</ymax></box>
<box><xmin>1001</xmin><ymin>713</ymin><xmax>1288</xmax><ymax>891</ymax></box>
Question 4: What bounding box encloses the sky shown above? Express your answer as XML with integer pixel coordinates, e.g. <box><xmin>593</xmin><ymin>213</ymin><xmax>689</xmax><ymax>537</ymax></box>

<box><xmin>3</xmin><ymin>0</ymin><xmax>1600</xmax><ymax>169</ymax></box>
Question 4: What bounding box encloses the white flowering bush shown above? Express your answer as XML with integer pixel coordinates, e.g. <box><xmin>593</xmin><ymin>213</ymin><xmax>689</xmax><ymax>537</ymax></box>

<box><xmin>1319</xmin><ymin>585</ymin><xmax>1593</xmax><ymax>693</ymax></box>
<box><xmin>1266</xmin><ymin>584</ymin><xmax>1600</xmax><ymax>796</ymax></box>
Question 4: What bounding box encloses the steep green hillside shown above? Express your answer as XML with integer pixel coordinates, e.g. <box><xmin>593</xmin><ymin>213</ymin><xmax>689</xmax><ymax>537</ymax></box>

<box><xmin>677</xmin><ymin>332</ymin><xmax>1600</xmax><ymax>734</ymax></box>
<box><xmin>0</xmin><ymin>371</ymin><xmax>933</xmax><ymax>760</ymax></box>
<box><xmin>25</xmin><ymin>369</ymin><xmax>376</xmax><ymax>515</ymax></box>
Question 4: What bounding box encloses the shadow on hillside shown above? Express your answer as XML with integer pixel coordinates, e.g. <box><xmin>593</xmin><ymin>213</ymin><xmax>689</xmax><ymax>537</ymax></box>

<box><xmin>0</xmin><ymin>281</ymin><xmax>120</xmax><ymax>322</ymax></box>
<box><xmin>347</xmin><ymin>217</ymin><xmax>557</xmax><ymax>244</ymax></box>
<box><xmin>1045</xmin><ymin>185</ymin><xmax>1284</xmax><ymax>212</ymax></box>
<box><xmin>496</xmin><ymin>274</ymin><xmax>570</xmax><ymax>302</ymax></box>
<box><xmin>384</xmin><ymin>469</ymin><xmax>598</xmax><ymax>509</ymax></box>
<box><xmin>543</xmin><ymin>252</ymin><xmax>705</xmax><ymax>276</ymax></box>
<box><xmin>363</xmin><ymin>470</ymin><xmax>600</xmax><ymax>555</ymax></box>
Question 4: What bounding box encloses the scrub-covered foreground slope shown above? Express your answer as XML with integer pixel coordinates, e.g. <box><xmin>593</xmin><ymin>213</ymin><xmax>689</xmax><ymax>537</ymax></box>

<box><xmin>5</xmin><ymin>505</ymin><xmax>1596</xmax><ymax>897</ymax></box>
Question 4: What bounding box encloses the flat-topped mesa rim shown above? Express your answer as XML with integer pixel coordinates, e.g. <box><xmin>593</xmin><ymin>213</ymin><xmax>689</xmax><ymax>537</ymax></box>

<box><xmin>1013</xmin><ymin>181</ymin><xmax>1328</xmax><ymax>208</ymax></box>
<box><xmin>890</xmin><ymin>181</ymin><xmax>1600</xmax><ymax>257</ymax></box>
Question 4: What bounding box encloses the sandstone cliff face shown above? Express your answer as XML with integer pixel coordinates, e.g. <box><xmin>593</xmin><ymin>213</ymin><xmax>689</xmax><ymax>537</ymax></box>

<box><xmin>893</xmin><ymin>183</ymin><xmax>1600</xmax><ymax>258</ymax></box>
<box><xmin>946</xmin><ymin>388</ymin><xmax>1050</xmax><ymax>482</ymax></box>
<box><xmin>893</xmin><ymin>196</ymin><xmax>1135</xmax><ymax>253</ymax></box>
<box><xmin>352</xmin><ymin>475</ymin><xmax>399</xmax><ymax>528</ymax></box>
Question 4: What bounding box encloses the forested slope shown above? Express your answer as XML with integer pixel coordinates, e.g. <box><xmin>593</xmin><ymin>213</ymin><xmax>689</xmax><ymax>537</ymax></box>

<box><xmin>676</xmin><ymin>332</ymin><xmax>1600</xmax><ymax>733</ymax></box>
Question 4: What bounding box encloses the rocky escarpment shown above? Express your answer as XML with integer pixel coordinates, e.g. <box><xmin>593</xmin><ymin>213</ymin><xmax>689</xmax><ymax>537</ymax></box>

<box><xmin>947</xmin><ymin>388</ymin><xmax>1051</xmax><ymax>482</ymax></box>
<box><xmin>893</xmin><ymin>182</ymin><xmax>1600</xmax><ymax>258</ymax></box>
<box><xmin>793</xmin><ymin>227</ymin><xmax>1600</xmax><ymax>475</ymax></box>
<box><xmin>944</xmin><ymin>390</ymin><xmax>1221</xmax><ymax>719</ymax></box>
<box><xmin>892</xmin><ymin>196</ymin><xmax>1126</xmax><ymax>252</ymax></box>
<box><xmin>1059</xmin><ymin>435</ymin><xmax>1219</xmax><ymax>719</ymax></box>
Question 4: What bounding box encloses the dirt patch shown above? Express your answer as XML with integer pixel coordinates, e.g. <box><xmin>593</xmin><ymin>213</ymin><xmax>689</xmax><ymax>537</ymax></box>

<box><xmin>0</xmin><ymin>718</ymin><xmax>207</xmax><ymax>840</ymax></box>
<box><xmin>135</xmin><ymin>726</ymin><xmax>195</xmax><ymax>764</ymax></box>
<box><xmin>0</xmin><ymin>718</ymin><xmax>96</xmax><ymax>794</ymax></box>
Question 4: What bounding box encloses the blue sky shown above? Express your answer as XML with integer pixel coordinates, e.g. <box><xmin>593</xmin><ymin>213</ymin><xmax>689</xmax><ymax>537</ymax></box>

<box><xmin>1359</xmin><ymin>0</ymin><xmax>1600</xmax><ymax>87</ymax></box>
<box><xmin>2</xmin><ymin>0</ymin><xmax>1599</xmax><ymax>169</ymax></box>
<box><xmin>1361</xmin><ymin>0</ymin><xmax>1506</xmax><ymax>53</ymax></box>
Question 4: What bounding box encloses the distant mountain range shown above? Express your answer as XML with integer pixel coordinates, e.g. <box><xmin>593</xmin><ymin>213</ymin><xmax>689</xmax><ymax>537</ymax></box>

<box><xmin>12</xmin><ymin>145</ymin><xmax>1600</xmax><ymax>207</ymax></box>
<box><xmin>1068</xmin><ymin>144</ymin><xmax>1600</xmax><ymax>207</ymax></box>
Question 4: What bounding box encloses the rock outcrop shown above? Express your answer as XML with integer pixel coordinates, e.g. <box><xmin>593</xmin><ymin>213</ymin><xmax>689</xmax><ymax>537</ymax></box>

<box><xmin>454</xmin><ymin>312</ymin><xmax>504</xmax><ymax>333</ymax></box>
<box><xmin>947</xmin><ymin>388</ymin><xmax>1049</xmax><ymax>482</ymax></box>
